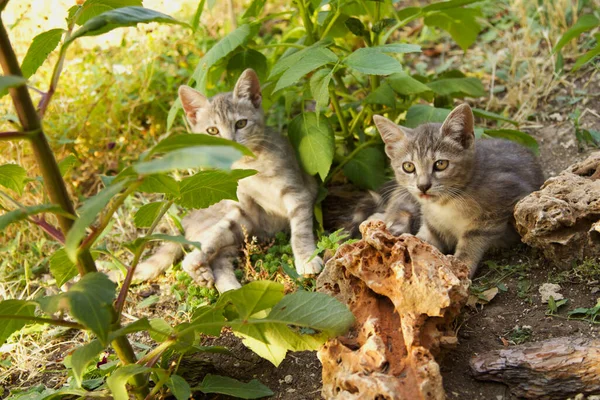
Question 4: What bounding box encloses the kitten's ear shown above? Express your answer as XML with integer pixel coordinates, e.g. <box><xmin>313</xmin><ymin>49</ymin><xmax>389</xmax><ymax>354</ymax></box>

<box><xmin>178</xmin><ymin>85</ymin><xmax>207</xmax><ymax>126</ymax></box>
<box><xmin>234</xmin><ymin>68</ymin><xmax>262</xmax><ymax>108</ymax></box>
<box><xmin>373</xmin><ymin>115</ymin><xmax>413</xmax><ymax>157</ymax></box>
<box><xmin>441</xmin><ymin>103</ymin><xmax>475</xmax><ymax>149</ymax></box>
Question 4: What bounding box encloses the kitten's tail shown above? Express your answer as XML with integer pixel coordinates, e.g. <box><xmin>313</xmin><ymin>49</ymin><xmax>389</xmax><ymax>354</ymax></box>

<box><xmin>132</xmin><ymin>242</ymin><xmax>184</xmax><ymax>282</ymax></box>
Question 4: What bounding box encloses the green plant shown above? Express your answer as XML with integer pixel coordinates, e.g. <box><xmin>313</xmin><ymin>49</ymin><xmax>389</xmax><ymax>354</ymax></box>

<box><xmin>553</xmin><ymin>12</ymin><xmax>600</xmax><ymax>72</ymax></box>
<box><xmin>506</xmin><ymin>325</ymin><xmax>533</xmax><ymax>345</ymax></box>
<box><xmin>546</xmin><ymin>295</ymin><xmax>569</xmax><ymax>316</ymax></box>
<box><xmin>567</xmin><ymin>298</ymin><xmax>600</xmax><ymax>324</ymax></box>
<box><xmin>0</xmin><ymin>1</ymin><xmax>354</xmax><ymax>398</ymax></box>
<box><xmin>570</xmin><ymin>108</ymin><xmax>600</xmax><ymax>148</ymax></box>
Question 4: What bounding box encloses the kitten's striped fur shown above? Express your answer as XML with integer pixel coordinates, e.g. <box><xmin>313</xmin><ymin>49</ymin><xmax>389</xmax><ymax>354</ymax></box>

<box><xmin>372</xmin><ymin>104</ymin><xmax>544</xmax><ymax>277</ymax></box>
<box><xmin>134</xmin><ymin>69</ymin><xmax>322</xmax><ymax>292</ymax></box>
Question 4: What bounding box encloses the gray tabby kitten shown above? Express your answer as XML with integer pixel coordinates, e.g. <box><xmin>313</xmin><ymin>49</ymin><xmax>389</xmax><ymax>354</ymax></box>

<box><xmin>372</xmin><ymin>104</ymin><xmax>544</xmax><ymax>277</ymax></box>
<box><xmin>134</xmin><ymin>69</ymin><xmax>323</xmax><ymax>292</ymax></box>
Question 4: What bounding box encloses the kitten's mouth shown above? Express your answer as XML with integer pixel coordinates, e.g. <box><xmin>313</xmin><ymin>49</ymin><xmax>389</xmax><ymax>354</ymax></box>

<box><xmin>418</xmin><ymin>193</ymin><xmax>435</xmax><ymax>200</ymax></box>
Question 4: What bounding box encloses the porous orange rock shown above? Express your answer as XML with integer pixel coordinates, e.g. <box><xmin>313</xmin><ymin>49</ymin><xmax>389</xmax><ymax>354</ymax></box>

<box><xmin>317</xmin><ymin>220</ymin><xmax>470</xmax><ymax>400</ymax></box>
<box><xmin>514</xmin><ymin>152</ymin><xmax>600</xmax><ymax>266</ymax></box>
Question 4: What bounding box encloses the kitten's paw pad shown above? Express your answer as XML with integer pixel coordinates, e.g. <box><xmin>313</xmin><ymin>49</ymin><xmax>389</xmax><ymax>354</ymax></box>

<box><xmin>182</xmin><ymin>251</ymin><xmax>214</xmax><ymax>288</ymax></box>
<box><xmin>296</xmin><ymin>256</ymin><xmax>323</xmax><ymax>276</ymax></box>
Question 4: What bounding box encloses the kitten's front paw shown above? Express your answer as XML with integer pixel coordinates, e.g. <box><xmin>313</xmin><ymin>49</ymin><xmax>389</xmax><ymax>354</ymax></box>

<box><xmin>132</xmin><ymin>261</ymin><xmax>163</xmax><ymax>283</ymax></box>
<box><xmin>182</xmin><ymin>251</ymin><xmax>215</xmax><ymax>288</ymax></box>
<box><xmin>295</xmin><ymin>256</ymin><xmax>323</xmax><ymax>276</ymax></box>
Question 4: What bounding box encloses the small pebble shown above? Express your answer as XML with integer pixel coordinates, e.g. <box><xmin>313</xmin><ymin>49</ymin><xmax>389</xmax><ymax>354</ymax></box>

<box><xmin>284</xmin><ymin>374</ymin><xmax>293</xmax><ymax>384</ymax></box>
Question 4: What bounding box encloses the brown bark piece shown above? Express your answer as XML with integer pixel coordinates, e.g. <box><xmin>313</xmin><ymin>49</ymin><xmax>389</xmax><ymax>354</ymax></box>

<box><xmin>514</xmin><ymin>151</ymin><xmax>600</xmax><ymax>266</ymax></box>
<box><xmin>470</xmin><ymin>337</ymin><xmax>600</xmax><ymax>399</ymax></box>
<box><xmin>317</xmin><ymin>220</ymin><xmax>470</xmax><ymax>400</ymax></box>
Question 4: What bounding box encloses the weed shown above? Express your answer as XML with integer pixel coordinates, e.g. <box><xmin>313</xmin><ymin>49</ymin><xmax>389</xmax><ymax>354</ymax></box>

<box><xmin>567</xmin><ymin>298</ymin><xmax>600</xmax><ymax>324</ymax></box>
<box><xmin>546</xmin><ymin>295</ymin><xmax>569</xmax><ymax>315</ymax></box>
<box><xmin>471</xmin><ymin>260</ymin><xmax>531</xmax><ymax>300</ymax></box>
<box><xmin>506</xmin><ymin>325</ymin><xmax>533</xmax><ymax>345</ymax></box>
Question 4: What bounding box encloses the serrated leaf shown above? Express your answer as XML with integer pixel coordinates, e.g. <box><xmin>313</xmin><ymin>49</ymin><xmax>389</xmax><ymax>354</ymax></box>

<box><xmin>0</xmin><ymin>204</ymin><xmax>64</xmax><ymax>231</ymax></box>
<box><xmin>134</xmin><ymin>146</ymin><xmax>244</xmax><ymax>175</ymax></box>
<box><xmin>49</xmin><ymin>248</ymin><xmax>78</xmax><ymax>287</ymax></box>
<box><xmin>344</xmin><ymin>47</ymin><xmax>403</xmax><ymax>75</ymax></box>
<box><xmin>64</xmin><ymin>180</ymin><xmax>130</xmax><ymax>263</ymax></box>
<box><xmin>374</xmin><ymin>44</ymin><xmax>421</xmax><ymax>54</ymax></box>
<box><xmin>192</xmin><ymin>24</ymin><xmax>252</xmax><ymax>92</ymax></box>
<box><xmin>427</xmin><ymin>77</ymin><xmax>485</xmax><ymax>97</ymax></box>
<box><xmin>0</xmin><ymin>75</ymin><xmax>26</xmax><ymax>92</ymax></box>
<box><xmin>484</xmin><ymin>129</ymin><xmax>539</xmax><ymax>154</ymax></box>
<box><xmin>167</xmin><ymin>374</ymin><xmax>191</xmax><ymax>400</ymax></box>
<box><xmin>66</xmin><ymin>6</ymin><xmax>188</xmax><ymax>45</ymax></box>
<box><xmin>139</xmin><ymin>174</ymin><xmax>179</xmax><ymax>196</ymax></box>
<box><xmin>197</xmin><ymin>374</ymin><xmax>273</xmax><ymax>399</ymax></box>
<box><xmin>310</xmin><ymin>68</ymin><xmax>333</xmax><ymax>109</ymax></box>
<box><xmin>404</xmin><ymin>104</ymin><xmax>451</xmax><ymax>128</ymax></box>
<box><xmin>0</xmin><ymin>163</ymin><xmax>27</xmax><ymax>195</ymax></box>
<box><xmin>72</xmin><ymin>0</ymin><xmax>143</xmax><ymax>25</ymax></box>
<box><xmin>364</xmin><ymin>82</ymin><xmax>396</xmax><ymax>107</ymax></box>
<box><xmin>227</xmin><ymin>49</ymin><xmax>268</xmax><ymax>81</ymax></box>
<box><xmin>269</xmin><ymin>40</ymin><xmax>331</xmax><ymax>79</ymax></box>
<box><xmin>288</xmin><ymin>112</ymin><xmax>335</xmax><ymax>180</ymax></box>
<box><xmin>345</xmin><ymin>17</ymin><xmax>366</xmax><ymax>36</ymax></box>
<box><xmin>149</xmin><ymin>318</ymin><xmax>173</xmax><ymax>342</ymax></box>
<box><xmin>67</xmin><ymin>272</ymin><xmax>117</xmax><ymax>345</ymax></box>
<box><xmin>274</xmin><ymin>47</ymin><xmax>337</xmax><ymax>92</ymax></box>
<box><xmin>553</xmin><ymin>14</ymin><xmax>600</xmax><ymax>54</ymax></box>
<box><xmin>58</xmin><ymin>154</ymin><xmax>78</xmax><ymax>176</ymax></box>
<box><xmin>424</xmin><ymin>8</ymin><xmax>482</xmax><ymax>51</ymax></box>
<box><xmin>71</xmin><ymin>339</ymin><xmax>104</xmax><ymax>387</ymax></box>
<box><xmin>387</xmin><ymin>72</ymin><xmax>431</xmax><ymax>95</ymax></box>
<box><xmin>177</xmin><ymin>169</ymin><xmax>257</xmax><ymax>209</ymax></box>
<box><xmin>217</xmin><ymin>281</ymin><xmax>285</xmax><ymax>319</ymax></box>
<box><xmin>190</xmin><ymin>306</ymin><xmax>226</xmax><ymax>336</ymax></box>
<box><xmin>343</xmin><ymin>146</ymin><xmax>387</xmax><ymax>190</ymax></box>
<box><xmin>134</xmin><ymin>202</ymin><xmax>166</xmax><ymax>228</ymax></box>
<box><xmin>0</xmin><ymin>300</ymin><xmax>37</xmax><ymax>346</ymax></box>
<box><xmin>107</xmin><ymin>364</ymin><xmax>150</xmax><ymax>400</ymax></box>
<box><xmin>149</xmin><ymin>134</ymin><xmax>253</xmax><ymax>156</ymax></box>
<box><xmin>472</xmin><ymin>108</ymin><xmax>518</xmax><ymax>126</ymax></box>
<box><xmin>21</xmin><ymin>29</ymin><xmax>64</xmax><ymax>78</ymax></box>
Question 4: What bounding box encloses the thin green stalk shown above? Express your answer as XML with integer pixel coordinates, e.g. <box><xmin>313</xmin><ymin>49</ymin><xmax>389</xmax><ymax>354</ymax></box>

<box><xmin>349</xmin><ymin>106</ymin><xmax>368</xmax><ymax>135</ymax></box>
<box><xmin>144</xmin><ymin>373</ymin><xmax>170</xmax><ymax>400</ymax></box>
<box><xmin>321</xmin><ymin>9</ymin><xmax>341</xmax><ymax>39</ymax></box>
<box><xmin>0</xmin><ymin>314</ymin><xmax>84</xmax><ymax>329</ymax></box>
<box><xmin>112</xmin><ymin>336</ymin><xmax>149</xmax><ymax>400</ymax></box>
<box><xmin>0</xmin><ymin>19</ymin><xmax>96</xmax><ymax>276</ymax></box>
<box><xmin>325</xmin><ymin>139</ymin><xmax>378</xmax><ymax>184</ymax></box>
<box><xmin>296</xmin><ymin>0</ymin><xmax>315</xmax><ymax>45</ymax></box>
<box><xmin>329</xmin><ymin>87</ymin><xmax>349</xmax><ymax>138</ymax></box>
<box><xmin>257</xmin><ymin>43</ymin><xmax>306</xmax><ymax>50</ymax></box>
<box><xmin>137</xmin><ymin>339</ymin><xmax>175</xmax><ymax>366</ymax></box>
<box><xmin>380</xmin><ymin>10</ymin><xmax>423</xmax><ymax>44</ymax></box>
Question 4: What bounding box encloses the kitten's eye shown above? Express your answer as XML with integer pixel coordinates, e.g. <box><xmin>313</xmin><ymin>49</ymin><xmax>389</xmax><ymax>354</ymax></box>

<box><xmin>402</xmin><ymin>162</ymin><xmax>415</xmax><ymax>174</ymax></box>
<box><xmin>235</xmin><ymin>119</ymin><xmax>248</xmax><ymax>129</ymax></box>
<box><xmin>434</xmin><ymin>160</ymin><xmax>449</xmax><ymax>171</ymax></box>
<box><xmin>206</xmin><ymin>127</ymin><xmax>219</xmax><ymax>135</ymax></box>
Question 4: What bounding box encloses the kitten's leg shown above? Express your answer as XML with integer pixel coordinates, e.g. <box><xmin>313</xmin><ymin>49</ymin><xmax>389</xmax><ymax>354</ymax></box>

<box><xmin>211</xmin><ymin>245</ymin><xmax>241</xmax><ymax>293</ymax></box>
<box><xmin>416</xmin><ymin>221</ymin><xmax>446</xmax><ymax>251</ymax></box>
<box><xmin>284</xmin><ymin>192</ymin><xmax>322</xmax><ymax>275</ymax></box>
<box><xmin>454</xmin><ymin>230</ymin><xmax>497</xmax><ymax>278</ymax></box>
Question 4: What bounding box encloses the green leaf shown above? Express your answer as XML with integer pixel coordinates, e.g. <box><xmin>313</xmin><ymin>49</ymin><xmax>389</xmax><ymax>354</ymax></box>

<box><xmin>472</xmin><ymin>108</ymin><xmax>518</xmax><ymax>126</ymax></box>
<box><xmin>21</xmin><ymin>29</ymin><xmax>65</xmax><ymax>78</ymax></box>
<box><xmin>424</xmin><ymin>8</ymin><xmax>482</xmax><ymax>51</ymax></box>
<box><xmin>372</xmin><ymin>18</ymin><xmax>396</xmax><ymax>34</ymax></box>
<box><xmin>484</xmin><ymin>129</ymin><xmax>539</xmax><ymax>154</ymax></box>
<box><xmin>64</xmin><ymin>180</ymin><xmax>129</xmax><ymax>263</ymax></box>
<box><xmin>345</xmin><ymin>17</ymin><xmax>366</xmax><ymax>36</ymax></box>
<box><xmin>192</xmin><ymin>24</ymin><xmax>252</xmax><ymax>92</ymax></box>
<box><xmin>344</xmin><ymin>47</ymin><xmax>403</xmax><ymax>75</ymax></box>
<box><xmin>134</xmin><ymin>146</ymin><xmax>244</xmax><ymax>175</ymax></box>
<box><xmin>189</xmin><ymin>306</ymin><xmax>226</xmax><ymax>336</ymax></box>
<box><xmin>106</xmin><ymin>364</ymin><xmax>149</xmax><ymax>400</ymax></box>
<box><xmin>149</xmin><ymin>318</ymin><xmax>173</xmax><ymax>342</ymax></box>
<box><xmin>167</xmin><ymin>374</ymin><xmax>191</xmax><ymax>400</ymax></box>
<box><xmin>573</xmin><ymin>41</ymin><xmax>600</xmax><ymax>71</ymax></box>
<box><xmin>242</xmin><ymin>0</ymin><xmax>266</xmax><ymax>19</ymax></box>
<box><xmin>218</xmin><ymin>281</ymin><xmax>285</xmax><ymax>319</ymax></box>
<box><xmin>288</xmin><ymin>112</ymin><xmax>335</xmax><ymax>180</ymax></box>
<box><xmin>0</xmin><ymin>300</ymin><xmax>37</xmax><ymax>346</ymax></box>
<box><xmin>343</xmin><ymin>146</ymin><xmax>387</xmax><ymax>190</ymax></box>
<box><xmin>71</xmin><ymin>339</ymin><xmax>104</xmax><ymax>387</ymax></box>
<box><xmin>427</xmin><ymin>77</ymin><xmax>485</xmax><ymax>97</ymax></box>
<box><xmin>269</xmin><ymin>41</ymin><xmax>330</xmax><ymax>79</ymax></box>
<box><xmin>387</xmin><ymin>72</ymin><xmax>432</xmax><ymax>95</ymax></box>
<box><xmin>374</xmin><ymin>43</ymin><xmax>421</xmax><ymax>54</ymax></box>
<box><xmin>197</xmin><ymin>374</ymin><xmax>273</xmax><ymax>399</ymax></box>
<box><xmin>177</xmin><ymin>169</ymin><xmax>257</xmax><ymax>209</ymax></box>
<box><xmin>310</xmin><ymin>68</ymin><xmax>333</xmax><ymax>109</ymax></box>
<box><xmin>139</xmin><ymin>174</ymin><xmax>179</xmax><ymax>196</ymax></box>
<box><xmin>191</xmin><ymin>0</ymin><xmax>206</xmax><ymax>30</ymax></box>
<box><xmin>134</xmin><ymin>202</ymin><xmax>166</xmax><ymax>228</ymax></box>
<box><xmin>66</xmin><ymin>6</ymin><xmax>188</xmax><ymax>44</ymax></box>
<box><xmin>553</xmin><ymin>14</ymin><xmax>600</xmax><ymax>54</ymax></box>
<box><xmin>405</xmin><ymin>104</ymin><xmax>451</xmax><ymax>128</ymax></box>
<box><xmin>364</xmin><ymin>82</ymin><xmax>396</xmax><ymax>107</ymax></box>
<box><xmin>0</xmin><ymin>163</ymin><xmax>27</xmax><ymax>195</ymax></box>
<box><xmin>227</xmin><ymin>49</ymin><xmax>268</xmax><ymax>81</ymax></box>
<box><xmin>423</xmin><ymin>0</ymin><xmax>483</xmax><ymax>12</ymax></box>
<box><xmin>67</xmin><ymin>272</ymin><xmax>117</xmax><ymax>345</ymax></box>
<box><xmin>58</xmin><ymin>154</ymin><xmax>78</xmax><ymax>176</ymax></box>
<box><xmin>149</xmin><ymin>134</ymin><xmax>253</xmax><ymax>156</ymax></box>
<box><xmin>0</xmin><ymin>75</ymin><xmax>26</xmax><ymax>92</ymax></box>
<box><xmin>49</xmin><ymin>248</ymin><xmax>78</xmax><ymax>288</ymax></box>
<box><xmin>72</xmin><ymin>0</ymin><xmax>143</xmax><ymax>25</ymax></box>
<box><xmin>0</xmin><ymin>204</ymin><xmax>64</xmax><ymax>231</ymax></box>
<box><xmin>274</xmin><ymin>47</ymin><xmax>337</xmax><ymax>92</ymax></box>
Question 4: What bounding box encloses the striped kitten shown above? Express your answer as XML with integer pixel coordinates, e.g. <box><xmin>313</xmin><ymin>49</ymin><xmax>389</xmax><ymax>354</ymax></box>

<box><xmin>371</xmin><ymin>104</ymin><xmax>544</xmax><ymax>277</ymax></box>
<box><xmin>134</xmin><ymin>69</ymin><xmax>323</xmax><ymax>292</ymax></box>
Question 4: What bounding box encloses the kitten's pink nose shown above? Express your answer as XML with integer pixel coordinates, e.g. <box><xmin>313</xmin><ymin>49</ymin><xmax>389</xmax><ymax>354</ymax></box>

<box><xmin>417</xmin><ymin>182</ymin><xmax>432</xmax><ymax>193</ymax></box>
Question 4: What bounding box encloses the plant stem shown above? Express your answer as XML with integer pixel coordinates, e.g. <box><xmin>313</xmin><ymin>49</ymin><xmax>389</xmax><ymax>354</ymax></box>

<box><xmin>30</xmin><ymin>216</ymin><xmax>66</xmax><ymax>243</ymax></box>
<box><xmin>0</xmin><ymin>19</ymin><xmax>97</xmax><ymax>276</ymax></box>
<box><xmin>296</xmin><ymin>0</ymin><xmax>315</xmax><ymax>45</ymax></box>
<box><xmin>329</xmin><ymin>87</ymin><xmax>349</xmax><ymax>138</ymax></box>
<box><xmin>321</xmin><ymin>9</ymin><xmax>340</xmax><ymax>39</ymax></box>
<box><xmin>114</xmin><ymin>200</ymin><xmax>173</xmax><ymax>318</ymax></box>
<box><xmin>0</xmin><ymin>314</ymin><xmax>84</xmax><ymax>329</ymax></box>
<box><xmin>112</xmin><ymin>335</ymin><xmax>149</xmax><ymax>400</ymax></box>
<box><xmin>325</xmin><ymin>139</ymin><xmax>378</xmax><ymax>184</ymax></box>
<box><xmin>381</xmin><ymin>10</ymin><xmax>423</xmax><ymax>44</ymax></box>
<box><xmin>0</xmin><ymin>130</ymin><xmax>32</xmax><ymax>141</ymax></box>
<box><xmin>349</xmin><ymin>106</ymin><xmax>368</xmax><ymax>135</ymax></box>
<box><xmin>137</xmin><ymin>339</ymin><xmax>175</xmax><ymax>366</ymax></box>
